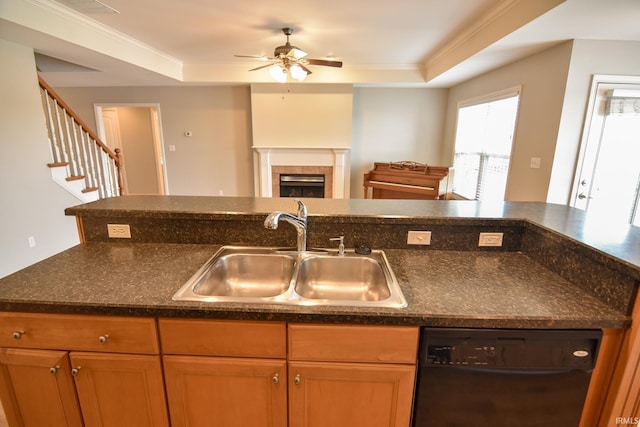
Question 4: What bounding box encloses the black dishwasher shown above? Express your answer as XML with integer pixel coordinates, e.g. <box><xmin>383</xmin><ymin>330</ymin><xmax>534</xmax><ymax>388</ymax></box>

<box><xmin>412</xmin><ymin>328</ymin><xmax>601</xmax><ymax>427</ymax></box>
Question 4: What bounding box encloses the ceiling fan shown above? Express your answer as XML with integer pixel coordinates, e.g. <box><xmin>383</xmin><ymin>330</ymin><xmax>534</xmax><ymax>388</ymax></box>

<box><xmin>235</xmin><ymin>27</ymin><xmax>343</xmax><ymax>82</ymax></box>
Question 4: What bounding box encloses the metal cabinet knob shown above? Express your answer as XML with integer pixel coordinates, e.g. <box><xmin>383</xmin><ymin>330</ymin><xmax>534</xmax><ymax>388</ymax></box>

<box><xmin>98</xmin><ymin>334</ymin><xmax>109</xmax><ymax>344</ymax></box>
<box><xmin>294</xmin><ymin>374</ymin><xmax>301</xmax><ymax>385</ymax></box>
<box><xmin>12</xmin><ymin>330</ymin><xmax>25</xmax><ymax>340</ymax></box>
<box><xmin>50</xmin><ymin>365</ymin><xmax>60</xmax><ymax>375</ymax></box>
<box><xmin>272</xmin><ymin>373</ymin><xmax>279</xmax><ymax>384</ymax></box>
<box><xmin>71</xmin><ymin>367</ymin><xmax>81</xmax><ymax>376</ymax></box>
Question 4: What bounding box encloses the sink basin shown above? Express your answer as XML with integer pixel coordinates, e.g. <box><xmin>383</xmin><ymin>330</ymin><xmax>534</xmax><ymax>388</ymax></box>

<box><xmin>172</xmin><ymin>246</ymin><xmax>407</xmax><ymax>308</ymax></box>
<box><xmin>295</xmin><ymin>255</ymin><xmax>391</xmax><ymax>301</ymax></box>
<box><xmin>191</xmin><ymin>253</ymin><xmax>295</xmax><ymax>297</ymax></box>
<box><xmin>173</xmin><ymin>247</ymin><xmax>296</xmax><ymax>302</ymax></box>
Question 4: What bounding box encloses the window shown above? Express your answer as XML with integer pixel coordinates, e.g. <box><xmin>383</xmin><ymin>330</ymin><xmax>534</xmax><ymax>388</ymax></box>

<box><xmin>452</xmin><ymin>88</ymin><xmax>520</xmax><ymax>201</ymax></box>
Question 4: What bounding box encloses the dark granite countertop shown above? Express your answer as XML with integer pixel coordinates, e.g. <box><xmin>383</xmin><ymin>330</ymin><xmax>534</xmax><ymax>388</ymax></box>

<box><xmin>0</xmin><ymin>242</ymin><xmax>628</xmax><ymax>329</ymax></box>
<box><xmin>1</xmin><ymin>196</ymin><xmax>637</xmax><ymax>329</ymax></box>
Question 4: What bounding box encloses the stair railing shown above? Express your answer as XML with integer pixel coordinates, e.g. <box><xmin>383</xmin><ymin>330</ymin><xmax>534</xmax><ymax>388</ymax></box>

<box><xmin>38</xmin><ymin>76</ymin><xmax>123</xmax><ymax>199</ymax></box>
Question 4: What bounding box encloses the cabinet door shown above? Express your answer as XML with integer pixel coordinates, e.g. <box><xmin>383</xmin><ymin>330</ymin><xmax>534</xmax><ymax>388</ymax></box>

<box><xmin>0</xmin><ymin>348</ymin><xmax>83</xmax><ymax>427</ymax></box>
<box><xmin>69</xmin><ymin>352</ymin><xmax>169</xmax><ymax>427</ymax></box>
<box><xmin>163</xmin><ymin>355</ymin><xmax>287</xmax><ymax>427</ymax></box>
<box><xmin>289</xmin><ymin>361</ymin><xmax>416</xmax><ymax>427</ymax></box>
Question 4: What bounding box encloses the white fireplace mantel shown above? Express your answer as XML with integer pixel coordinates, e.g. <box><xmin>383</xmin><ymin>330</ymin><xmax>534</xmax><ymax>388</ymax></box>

<box><xmin>253</xmin><ymin>146</ymin><xmax>350</xmax><ymax>198</ymax></box>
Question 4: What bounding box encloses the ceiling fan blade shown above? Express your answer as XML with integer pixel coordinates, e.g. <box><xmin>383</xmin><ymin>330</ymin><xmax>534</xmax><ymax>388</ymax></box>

<box><xmin>249</xmin><ymin>63</ymin><xmax>276</xmax><ymax>71</ymax></box>
<box><xmin>235</xmin><ymin>54</ymin><xmax>271</xmax><ymax>61</ymax></box>
<box><xmin>307</xmin><ymin>58</ymin><xmax>343</xmax><ymax>68</ymax></box>
<box><xmin>287</xmin><ymin>48</ymin><xmax>308</xmax><ymax>60</ymax></box>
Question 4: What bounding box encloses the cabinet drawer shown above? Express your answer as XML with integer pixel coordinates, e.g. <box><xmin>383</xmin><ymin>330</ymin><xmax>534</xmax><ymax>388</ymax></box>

<box><xmin>159</xmin><ymin>319</ymin><xmax>286</xmax><ymax>358</ymax></box>
<box><xmin>289</xmin><ymin>324</ymin><xmax>419</xmax><ymax>364</ymax></box>
<box><xmin>0</xmin><ymin>312</ymin><xmax>159</xmax><ymax>354</ymax></box>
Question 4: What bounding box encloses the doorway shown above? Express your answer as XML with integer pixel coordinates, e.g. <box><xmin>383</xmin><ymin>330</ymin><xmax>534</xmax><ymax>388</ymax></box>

<box><xmin>94</xmin><ymin>104</ymin><xmax>167</xmax><ymax>195</ymax></box>
<box><xmin>572</xmin><ymin>76</ymin><xmax>640</xmax><ymax>226</ymax></box>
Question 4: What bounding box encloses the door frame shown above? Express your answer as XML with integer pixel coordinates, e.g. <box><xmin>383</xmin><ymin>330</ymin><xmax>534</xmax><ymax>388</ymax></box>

<box><xmin>570</xmin><ymin>74</ymin><xmax>640</xmax><ymax>209</ymax></box>
<box><xmin>94</xmin><ymin>103</ymin><xmax>168</xmax><ymax>195</ymax></box>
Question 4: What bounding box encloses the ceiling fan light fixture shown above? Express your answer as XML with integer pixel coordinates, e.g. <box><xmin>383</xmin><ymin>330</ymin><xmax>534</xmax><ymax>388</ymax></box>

<box><xmin>289</xmin><ymin>64</ymin><xmax>307</xmax><ymax>82</ymax></box>
<box><xmin>269</xmin><ymin>64</ymin><xmax>287</xmax><ymax>83</ymax></box>
<box><xmin>238</xmin><ymin>27</ymin><xmax>341</xmax><ymax>82</ymax></box>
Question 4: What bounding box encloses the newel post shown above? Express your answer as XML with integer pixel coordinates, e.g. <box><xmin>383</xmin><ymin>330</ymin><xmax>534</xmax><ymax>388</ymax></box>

<box><xmin>115</xmin><ymin>148</ymin><xmax>125</xmax><ymax>196</ymax></box>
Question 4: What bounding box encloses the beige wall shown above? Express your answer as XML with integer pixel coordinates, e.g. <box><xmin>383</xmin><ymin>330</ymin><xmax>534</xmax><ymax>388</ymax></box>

<box><xmin>56</xmin><ymin>84</ymin><xmax>448</xmax><ymax>199</ymax></box>
<box><xmin>351</xmin><ymin>87</ymin><xmax>448</xmax><ymax>198</ymax></box>
<box><xmin>251</xmin><ymin>84</ymin><xmax>353</xmax><ymax>148</ymax></box>
<box><xmin>443</xmin><ymin>41</ymin><xmax>573</xmax><ymax>202</ymax></box>
<box><xmin>443</xmin><ymin>39</ymin><xmax>640</xmax><ymax>203</ymax></box>
<box><xmin>54</xmin><ymin>86</ymin><xmax>254</xmax><ymax>197</ymax></box>
<box><xmin>0</xmin><ymin>39</ymin><xmax>80</xmax><ymax>278</ymax></box>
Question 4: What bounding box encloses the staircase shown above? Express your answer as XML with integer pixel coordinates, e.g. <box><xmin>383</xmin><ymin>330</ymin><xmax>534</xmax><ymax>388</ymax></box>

<box><xmin>39</xmin><ymin>76</ymin><xmax>123</xmax><ymax>202</ymax></box>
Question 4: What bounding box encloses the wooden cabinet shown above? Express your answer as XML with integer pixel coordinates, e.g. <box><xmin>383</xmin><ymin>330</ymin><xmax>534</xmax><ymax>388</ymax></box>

<box><xmin>159</xmin><ymin>320</ymin><xmax>419</xmax><ymax>427</ymax></box>
<box><xmin>69</xmin><ymin>352</ymin><xmax>168</xmax><ymax>426</ymax></box>
<box><xmin>0</xmin><ymin>314</ymin><xmax>419</xmax><ymax>427</ymax></box>
<box><xmin>159</xmin><ymin>319</ymin><xmax>288</xmax><ymax>427</ymax></box>
<box><xmin>288</xmin><ymin>324</ymin><xmax>419</xmax><ymax>427</ymax></box>
<box><xmin>0</xmin><ymin>312</ymin><xmax>168</xmax><ymax>427</ymax></box>
<box><xmin>0</xmin><ymin>348</ymin><xmax>83</xmax><ymax>427</ymax></box>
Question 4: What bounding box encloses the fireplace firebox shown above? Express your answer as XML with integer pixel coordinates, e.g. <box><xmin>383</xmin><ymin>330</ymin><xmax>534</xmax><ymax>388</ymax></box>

<box><xmin>279</xmin><ymin>174</ymin><xmax>325</xmax><ymax>198</ymax></box>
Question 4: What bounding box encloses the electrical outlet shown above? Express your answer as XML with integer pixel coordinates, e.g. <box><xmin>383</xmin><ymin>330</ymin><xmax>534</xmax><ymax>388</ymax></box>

<box><xmin>407</xmin><ymin>231</ymin><xmax>431</xmax><ymax>245</ymax></box>
<box><xmin>479</xmin><ymin>232</ymin><xmax>503</xmax><ymax>247</ymax></box>
<box><xmin>530</xmin><ymin>157</ymin><xmax>541</xmax><ymax>169</ymax></box>
<box><xmin>107</xmin><ymin>224</ymin><xmax>131</xmax><ymax>239</ymax></box>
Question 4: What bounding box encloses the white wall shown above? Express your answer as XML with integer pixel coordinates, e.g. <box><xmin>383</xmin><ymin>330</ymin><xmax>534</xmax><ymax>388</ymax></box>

<box><xmin>0</xmin><ymin>39</ymin><xmax>79</xmax><ymax>278</ymax></box>
<box><xmin>443</xmin><ymin>41</ymin><xmax>573</xmax><ymax>202</ymax></box>
<box><xmin>350</xmin><ymin>87</ymin><xmax>448</xmax><ymax>198</ymax></box>
<box><xmin>54</xmin><ymin>86</ymin><xmax>254</xmax><ymax>197</ymax></box>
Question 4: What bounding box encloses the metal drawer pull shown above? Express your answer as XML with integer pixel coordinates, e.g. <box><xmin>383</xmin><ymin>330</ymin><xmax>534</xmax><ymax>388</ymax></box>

<box><xmin>98</xmin><ymin>334</ymin><xmax>109</xmax><ymax>344</ymax></box>
<box><xmin>12</xmin><ymin>330</ymin><xmax>25</xmax><ymax>340</ymax></box>
<box><xmin>71</xmin><ymin>367</ymin><xmax>81</xmax><ymax>376</ymax></box>
<box><xmin>294</xmin><ymin>374</ymin><xmax>301</xmax><ymax>385</ymax></box>
<box><xmin>272</xmin><ymin>373</ymin><xmax>279</xmax><ymax>384</ymax></box>
<box><xmin>50</xmin><ymin>365</ymin><xmax>60</xmax><ymax>375</ymax></box>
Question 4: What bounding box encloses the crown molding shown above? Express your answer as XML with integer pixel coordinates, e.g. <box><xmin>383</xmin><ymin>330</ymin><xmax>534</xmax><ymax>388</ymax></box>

<box><xmin>424</xmin><ymin>0</ymin><xmax>565</xmax><ymax>82</ymax></box>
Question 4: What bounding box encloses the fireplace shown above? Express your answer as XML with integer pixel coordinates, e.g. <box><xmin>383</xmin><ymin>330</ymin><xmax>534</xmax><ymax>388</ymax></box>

<box><xmin>253</xmin><ymin>147</ymin><xmax>350</xmax><ymax>198</ymax></box>
<box><xmin>271</xmin><ymin>165</ymin><xmax>333</xmax><ymax>198</ymax></box>
<box><xmin>279</xmin><ymin>174</ymin><xmax>325</xmax><ymax>198</ymax></box>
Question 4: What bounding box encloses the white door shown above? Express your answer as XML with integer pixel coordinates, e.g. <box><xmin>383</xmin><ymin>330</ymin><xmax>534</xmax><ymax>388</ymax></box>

<box><xmin>572</xmin><ymin>77</ymin><xmax>640</xmax><ymax>226</ymax></box>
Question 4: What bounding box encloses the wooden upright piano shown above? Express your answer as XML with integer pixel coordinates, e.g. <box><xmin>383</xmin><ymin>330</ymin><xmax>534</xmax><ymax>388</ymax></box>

<box><xmin>363</xmin><ymin>161</ymin><xmax>452</xmax><ymax>200</ymax></box>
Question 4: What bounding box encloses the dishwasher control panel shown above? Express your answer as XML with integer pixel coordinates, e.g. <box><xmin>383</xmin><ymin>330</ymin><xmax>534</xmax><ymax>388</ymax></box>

<box><xmin>421</xmin><ymin>329</ymin><xmax>601</xmax><ymax>369</ymax></box>
<box><xmin>427</xmin><ymin>344</ymin><xmax>497</xmax><ymax>366</ymax></box>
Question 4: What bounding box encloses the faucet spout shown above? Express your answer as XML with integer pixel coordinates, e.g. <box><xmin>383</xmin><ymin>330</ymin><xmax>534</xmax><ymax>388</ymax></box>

<box><xmin>264</xmin><ymin>199</ymin><xmax>308</xmax><ymax>252</ymax></box>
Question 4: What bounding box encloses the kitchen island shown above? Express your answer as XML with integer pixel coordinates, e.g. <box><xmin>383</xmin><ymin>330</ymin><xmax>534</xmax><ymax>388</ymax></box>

<box><xmin>0</xmin><ymin>196</ymin><xmax>638</xmax><ymax>427</ymax></box>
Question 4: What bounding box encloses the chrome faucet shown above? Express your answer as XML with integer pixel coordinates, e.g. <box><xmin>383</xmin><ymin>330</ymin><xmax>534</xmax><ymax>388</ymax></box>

<box><xmin>264</xmin><ymin>199</ymin><xmax>308</xmax><ymax>252</ymax></box>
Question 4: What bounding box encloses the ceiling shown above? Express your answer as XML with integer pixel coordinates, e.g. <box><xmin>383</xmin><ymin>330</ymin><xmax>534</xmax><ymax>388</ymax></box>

<box><xmin>2</xmin><ymin>0</ymin><xmax>640</xmax><ymax>87</ymax></box>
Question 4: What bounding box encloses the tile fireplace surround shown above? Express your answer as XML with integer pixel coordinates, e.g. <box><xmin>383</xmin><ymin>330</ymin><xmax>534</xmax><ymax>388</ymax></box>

<box><xmin>253</xmin><ymin>147</ymin><xmax>350</xmax><ymax>198</ymax></box>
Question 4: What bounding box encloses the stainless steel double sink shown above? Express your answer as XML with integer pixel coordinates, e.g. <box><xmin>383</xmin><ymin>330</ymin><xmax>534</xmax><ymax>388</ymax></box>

<box><xmin>172</xmin><ymin>246</ymin><xmax>407</xmax><ymax>308</ymax></box>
